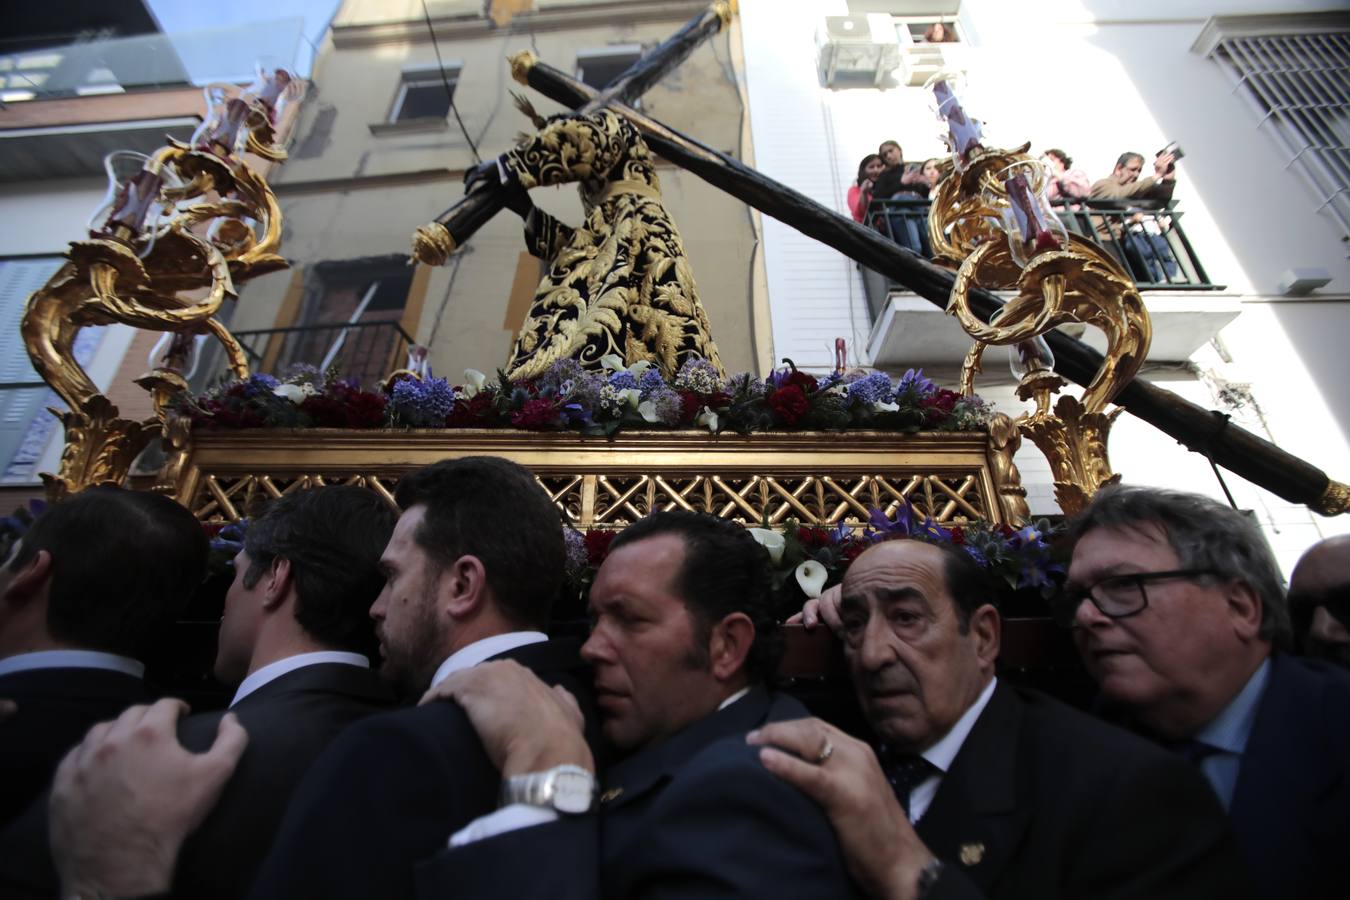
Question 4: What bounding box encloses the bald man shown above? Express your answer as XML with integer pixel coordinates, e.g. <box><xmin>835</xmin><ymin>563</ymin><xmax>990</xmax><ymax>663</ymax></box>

<box><xmin>1289</xmin><ymin>535</ymin><xmax>1350</xmax><ymax>667</ymax></box>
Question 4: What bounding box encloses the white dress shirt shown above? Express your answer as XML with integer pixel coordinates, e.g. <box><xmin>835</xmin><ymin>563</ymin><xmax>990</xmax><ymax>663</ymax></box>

<box><xmin>0</xmin><ymin>649</ymin><xmax>145</xmax><ymax>680</ymax></box>
<box><xmin>906</xmin><ymin>676</ymin><xmax>998</xmax><ymax>823</ymax></box>
<box><xmin>428</xmin><ymin>631</ymin><xmax>549</xmax><ymax>690</ymax></box>
<box><xmin>229</xmin><ymin>651</ymin><xmax>370</xmax><ymax>707</ymax></box>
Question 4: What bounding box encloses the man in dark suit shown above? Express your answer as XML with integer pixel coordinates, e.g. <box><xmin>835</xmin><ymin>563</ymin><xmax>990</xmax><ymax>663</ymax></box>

<box><xmin>0</xmin><ymin>486</ymin><xmax>206</xmax><ymax>827</ymax></box>
<box><xmin>247</xmin><ymin>456</ymin><xmax>597</xmax><ymax>900</ymax></box>
<box><xmin>0</xmin><ymin>485</ymin><xmax>398</xmax><ymax>900</ymax></box>
<box><xmin>170</xmin><ymin>485</ymin><xmax>398</xmax><ymax>900</ymax></box>
<box><xmin>411</xmin><ymin>511</ymin><xmax>861</xmax><ymax>899</ymax></box>
<box><xmin>1062</xmin><ymin>485</ymin><xmax>1350</xmax><ymax>900</ymax></box>
<box><xmin>756</xmin><ymin>538</ymin><xmax>1251</xmax><ymax>900</ymax></box>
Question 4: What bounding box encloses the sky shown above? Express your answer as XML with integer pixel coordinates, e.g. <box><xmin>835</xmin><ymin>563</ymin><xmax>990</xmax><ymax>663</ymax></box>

<box><xmin>145</xmin><ymin>0</ymin><xmax>343</xmax><ymax>78</ymax></box>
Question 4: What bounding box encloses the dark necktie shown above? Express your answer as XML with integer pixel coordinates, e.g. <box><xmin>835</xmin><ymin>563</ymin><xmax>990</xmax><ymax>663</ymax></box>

<box><xmin>882</xmin><ymin>753</ymin><xmax>937</xmax><ymax>816</ymax></box>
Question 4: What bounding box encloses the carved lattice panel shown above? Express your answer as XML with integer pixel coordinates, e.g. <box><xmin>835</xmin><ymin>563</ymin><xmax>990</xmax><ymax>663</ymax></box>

<box><xmin>175</xmin><ymin>431</ymin><xmax>1015</xmax><ymax>528</ymax></box>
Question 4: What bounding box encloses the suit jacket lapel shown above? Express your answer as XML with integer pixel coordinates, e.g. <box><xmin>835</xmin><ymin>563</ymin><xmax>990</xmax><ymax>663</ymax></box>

<box><xmin>601</xmin><ymin>687</ymin><xmax>773</xmax><ymax>810</ymax></box>
<box><xmin>1229</xmin><ymin>655</ymin><xmax>1335</xmax><ymax>845</ymax></box>
<box><xmin>917</xmin><ymin>682</ymin><xmax>1029</xmax><ymax>893</ymax></box>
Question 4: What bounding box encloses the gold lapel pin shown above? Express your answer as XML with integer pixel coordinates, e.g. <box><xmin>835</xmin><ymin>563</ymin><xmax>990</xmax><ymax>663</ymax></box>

<box><xmin>959</xmin><ymin>843</ymin><xmax>985</xmax><ymax>866</ymax></box>
<box><xmin>600</xmin><ymin>787</ymin><xmax>624</xmax><ymax>804</ymax></box>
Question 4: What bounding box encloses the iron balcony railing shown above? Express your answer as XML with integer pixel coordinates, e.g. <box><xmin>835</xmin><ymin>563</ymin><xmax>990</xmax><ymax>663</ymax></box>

<box><xmin>193</xmin><ymin>320</ymin><xmax>415</xmax><ymax>391</ymax></box>
<box><xmin>860</xmin><ymin>197</ymin><xmax>1221</xmax><ymax>322</ymax></box>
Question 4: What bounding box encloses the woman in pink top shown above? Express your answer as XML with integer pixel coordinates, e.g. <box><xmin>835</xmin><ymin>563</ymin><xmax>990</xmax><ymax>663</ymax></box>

<box><xmin>847</xmin><ymin>153</ymin><xmax>884</xmax><ymax>223</ymax></box>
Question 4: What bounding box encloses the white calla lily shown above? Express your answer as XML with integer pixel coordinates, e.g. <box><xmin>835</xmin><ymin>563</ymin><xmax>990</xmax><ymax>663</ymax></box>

<box><xmin>620</xmin><ymin>388</ymin><xmax>642</xmax><ymax>410</ymax></box>
<box><xmin>749</xmin><ymin>528</ymin><xmax>785</xmax><ymax>564</ymax></box>
<box><xmin>871</xmin><ymin>399</ymin><xmax>899</xmax><ymax>412</ymax></box>
<box><xmin>600</xmin><ymin>354</ymin><xmax>626</xmax><ymax>372</ymax></box>
<box><xmin>627</xmin><ymin>359</ymin><xmax>652</xmax><ymax>378</ymax></box>
<box><xmin>695</xmin><ymin>406</ymin><xmax>718</xmax><ymax>432</ymax></box>
<box><xmin>461</xmin><ymin>368</ymin><xmax>487</xmax><ymax>398</ymax></box>
<box><xmin>637</xmin><ymin>400</ymin><xmax>660</xmax><ymax>423</ymax></box>
<box><xmin>794</xmin><ymin>560</ymin><xmax>829</xmax><ymax>599</ymax></box>
<box><xmin>273</xmin><ymin>384</ymin><xmax>306</xmax><ymax>404</ymax></box>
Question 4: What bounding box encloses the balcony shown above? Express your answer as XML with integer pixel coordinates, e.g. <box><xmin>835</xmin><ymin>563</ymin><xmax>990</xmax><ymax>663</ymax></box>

<box><xmin>859</xmin><ymin>198</ymin><xmax>1242</xmax><ymax>367</ymax></box>
<box><xmin>0</xmin><ymin>19</ymin><xmax>306</xmax><ymax>182</ymax></box>
<box><xmin>192</xmin><ymin>321</ymin><xmax>416</xmax><ymax>392</ymax></box>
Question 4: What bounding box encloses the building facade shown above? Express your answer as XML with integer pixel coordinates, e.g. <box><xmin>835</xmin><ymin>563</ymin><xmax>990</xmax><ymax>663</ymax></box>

<box><xmin>219</xmin><ymin>0</ymin><xmax>764</xmax><ymax>395</ymax></box>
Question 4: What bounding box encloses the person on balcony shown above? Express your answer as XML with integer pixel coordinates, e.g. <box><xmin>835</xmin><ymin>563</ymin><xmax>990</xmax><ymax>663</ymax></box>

<box><xmin>848</xmin><ymin>154</ymin><xmax>885</xmax><ymax>224</ymax></box>
<box><xmin>1090</xmin><ymin>150</ymin><xmax>1180</xmax><ymax>284</ymax></box>
<box><xmin>1041</xmin><ymin>148</ymin><xmax>1091</xmax><ymax>205</ymax></box>
<box><xmin>872</xmin><ymin>141</ymin><xmax>932</xmax><ymax>257</ymax></box>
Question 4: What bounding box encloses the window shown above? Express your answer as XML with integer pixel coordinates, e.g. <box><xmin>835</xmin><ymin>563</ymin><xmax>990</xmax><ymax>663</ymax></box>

<box><xmin>390</xmin><ymin>65</ymin><xmax>459</xmax><ymax>123</ymax></box>
<box><xmin>576</xmin><ymin>46</ymin><xmax>643</xmax><ymax>106</ymax></box>
<box><xmin>268</xmin><ymin>256</ymin><xmax>415</xmax><ymax>387</ymax></box>
<box><xmin>1204</xmin><ymin>27</ymin><xmax>1350</xmax><ymax>243</ymax></box>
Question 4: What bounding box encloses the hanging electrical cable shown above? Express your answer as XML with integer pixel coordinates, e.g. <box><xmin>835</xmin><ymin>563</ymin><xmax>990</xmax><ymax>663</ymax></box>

<box><xmin>421</xmin><ymin>0</ymin><xmax>481</xmax><ymax>164</ymax></box>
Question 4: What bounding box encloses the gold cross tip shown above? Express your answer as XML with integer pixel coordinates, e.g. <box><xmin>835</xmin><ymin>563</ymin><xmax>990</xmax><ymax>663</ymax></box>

<box><xmin>508</xmin><ymin>50</ymin><xmax>539</xmax><ymax>86</ymax></box>
<box><xmin>959</xmin><ymin>843</ymin><xmax>985</xmax><ymax>866</ymax></box>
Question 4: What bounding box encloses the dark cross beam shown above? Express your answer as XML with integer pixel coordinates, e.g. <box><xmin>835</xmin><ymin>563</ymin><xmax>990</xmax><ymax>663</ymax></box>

<box><xmin>436</xmin><ymin>6</ymin><xmax>1345</xmax><ymax>514</ymax></box>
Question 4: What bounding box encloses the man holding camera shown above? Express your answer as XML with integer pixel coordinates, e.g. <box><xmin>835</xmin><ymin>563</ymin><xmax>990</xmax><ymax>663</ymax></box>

<box><xmin>1090</xmin><ymin>148</ymin><xmax>1180</xmax><ymax>283</ymax></box>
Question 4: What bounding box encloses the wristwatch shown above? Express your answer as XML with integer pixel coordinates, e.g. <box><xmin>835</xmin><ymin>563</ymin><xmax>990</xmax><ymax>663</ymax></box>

<box><xmin>500</xmin><ymin>764</ymin><xmax>596</xmax><ymax>814</ymax></box>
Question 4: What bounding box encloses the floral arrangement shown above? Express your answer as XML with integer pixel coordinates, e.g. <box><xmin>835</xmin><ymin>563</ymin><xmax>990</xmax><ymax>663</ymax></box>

<box><xmin>568</xmin><ymin>499</ymin><xmax>1064</xmax><ymax>622</ymax></box>
<box><xmin>203</xmin><ymin>519</ymin><xmax>249</xmax><ymax>577</ymax></box>
<box><xmin>0</xmin><ymin>499</ymin><xmax>47</xmax><ymax>565</ymax></box>
<box><xmin>180</xmin><ymin>357</ymin><xmax>994</xmax><ymax>437</ymax></box>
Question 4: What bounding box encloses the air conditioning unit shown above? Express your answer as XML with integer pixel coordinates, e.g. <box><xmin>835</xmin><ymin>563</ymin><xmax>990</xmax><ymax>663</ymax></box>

<box><xmin>897</xmin><ymin>41</ymin><xmax>967</xmax><ymax>87</ymax></box>
<box><xmin>816</xmin><ymin>14</ymin><xmax>900</xmax><ymax>88</ymax></box>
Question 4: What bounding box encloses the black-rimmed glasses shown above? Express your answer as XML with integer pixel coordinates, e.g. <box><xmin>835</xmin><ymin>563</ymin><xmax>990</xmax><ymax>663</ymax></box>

<box><xmin>1052</xmin><ymin>569</ymin><xmax>1219</xmax><ymax>628</ymax></box>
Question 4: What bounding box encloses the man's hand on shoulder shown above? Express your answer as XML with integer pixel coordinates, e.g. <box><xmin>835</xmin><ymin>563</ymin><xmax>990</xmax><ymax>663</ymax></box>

<box><xmin>786</xmin><ymin>584</ymin><xmax>844</xmax><ymax>635</ymax></box>
<box><xmin>421</xmin><ymin>660</ymin><xmax>594</xmax><ymax>777</ymax></box>
<box><xmin>49</xmin><ymin>698</ymin><xmax>248</xmax><ymax>899</ymax></box>
<box><xmin>749</xmin><ymin>718</ymin><xmax>936</xmax><ymax>900</ymax></box>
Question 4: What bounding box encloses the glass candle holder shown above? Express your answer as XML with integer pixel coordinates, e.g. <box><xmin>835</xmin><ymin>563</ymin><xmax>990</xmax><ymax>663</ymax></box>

<box><xmin>1009</xmin><ymin>335</ymin><xmax>1055</xmax><ymax>380</ymax></box>
<box><xmin>925</xmin><ymin>73</ymin><xmax>983</xmax><ymax>170</ymax></box>
<box><xmin>989</xmin><ymin>160</ymin><xmax>1067</xmax><ymax>267</ymax></box>
<box><xmin>193</xmin><ymin>84</ymin><xmax>251</xmax><ymax>157</ymax></box>
<box><xmin>88</xmin><ymin>151</ymin><xmax>172</xmax><ymax>250</ymax></box>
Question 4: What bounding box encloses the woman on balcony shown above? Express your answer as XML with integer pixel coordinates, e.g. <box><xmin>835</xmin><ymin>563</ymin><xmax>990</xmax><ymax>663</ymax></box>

<box><xmin>848</xmin><ymin>154</ymin><xmax>884</xmax><ymax>224</ymax></box>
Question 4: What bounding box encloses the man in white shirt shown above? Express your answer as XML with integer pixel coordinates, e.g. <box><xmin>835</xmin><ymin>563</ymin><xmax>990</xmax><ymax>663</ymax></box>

<box><xmin>413</xmin><ymin>510</ymin><xmax>860</xmax><ymax>900</ymax></box>
<box><xmin>169</xmin><ymin>485</ymin><xmax>398</xmax><ymax>900</ymax></box>
<box><xmin>757</xmin><ymin>537</ymin><xmax>1249</xmax><ymax>900</ymax></box>
<box><xmin>0</xmin><ymin>486</ymin><xmax>206</xmax><ymax>828</ymax></box>
<box><xmin>246</xmin><ymin>455</ymin><xmax>596</xmax><ymax>900</ymax></box>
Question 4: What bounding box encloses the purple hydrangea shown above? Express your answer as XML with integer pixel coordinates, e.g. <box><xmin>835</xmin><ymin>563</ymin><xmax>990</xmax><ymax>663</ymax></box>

<box><xmin>844</xmin><ymin>371</ymin><xmax>893</xmax><ymax>406</ymax></box>
<box><xmin>638</xmin><ymin>367</ymin><xmax>667</xmax><ymax>399</ymax></box>
<box><xmin>390</xmin><ymin>376</ymin><xmax>457</xmax><ymax>427</ymax></box>
<box><xmin>240</xmin><ymin>373</ymin><xmax>280</xmax><ymax>397</ymax></box>
<box><xmin>538</xmin><ymin>359</ymin><xmax>586</xmax><ymax>396</ymax></box>
<box><xmin>607</xmin><ymin>370</ymin><xmax>638</xmax><ymax>391</ymax></box>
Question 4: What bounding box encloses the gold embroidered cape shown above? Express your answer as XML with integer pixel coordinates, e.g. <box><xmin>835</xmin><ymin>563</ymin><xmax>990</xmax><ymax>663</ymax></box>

<box><xmin>502</xmin><ymin>109</ymin><xmax>724</xmax><ymax>381</ymax></box>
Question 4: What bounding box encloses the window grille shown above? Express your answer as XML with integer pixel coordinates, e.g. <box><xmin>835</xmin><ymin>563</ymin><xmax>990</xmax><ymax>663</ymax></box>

<box><xmin>1209</xmin><ymin>31</ymin><xmax>1350</xmax><ymax>244</ymax></box>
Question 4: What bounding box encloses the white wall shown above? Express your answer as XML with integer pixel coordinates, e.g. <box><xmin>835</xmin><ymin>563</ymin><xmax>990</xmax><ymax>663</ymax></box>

<box><xmin>737</xmin><ymin>0</ymin><xmax>1350</xmax><ymax>565</ymax></box>
<box><xmin>0</xmin><ymin>178</ymin><xmax>107</xmax><ymax>256</ymax></box>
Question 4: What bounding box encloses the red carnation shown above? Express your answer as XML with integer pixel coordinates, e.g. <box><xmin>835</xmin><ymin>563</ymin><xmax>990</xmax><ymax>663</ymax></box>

<box><xmin>510</xmin><ymin>398</ymin><xmax>559</xmax><ymax>429</ymax></box>
<box><xmin>768</xmin><ymin>385</ymin><xmax>809</xmax><ymax>426</ymax></box>
<box><xmin>996</xmin><ymin>523</ymin><xmax>1016</xmax><ymax>538</ymax></box>
<box><xmin>784</xmin><ymin>370</ymin><xmax>818</xmax><ymax>393</ymax></box>
<box><xmin>797</xmin><ymin>527</ymin><xmax>832</xmax><ymax>550</ymax></box>
<box><xmin>447</xmin><ymin>393</ymin><xmax>494</xmax><ymax>427</ymax></box>
<box><xmin>921</xmin><ymin>388</ymin><xmax>960</xmax><ymax>424</ymax></box>
<box><xmin>678</xmin><ymin>391</ymin><xmax>702</xmax><ymax>424</ymax></box>
<box><xmin>949</xmin><ymin>526</ymin><xmax>966</xmax><ymax>545</ymax></box>
<box><xmin>841</xmin><ymin>541</ymin><xmax>867</xmax><ymax>562</ymax></box>
<box><xmin>585</xmin><ymin>530</ymin><xmax>616</xmax><ymax>566</ymax></box>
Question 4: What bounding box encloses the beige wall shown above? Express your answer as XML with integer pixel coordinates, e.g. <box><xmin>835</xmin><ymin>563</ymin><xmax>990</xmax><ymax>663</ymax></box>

<box><xmin>241</xmin><ymin>0</ymin><xmax>759</xmax><ymax>380</ymax></box>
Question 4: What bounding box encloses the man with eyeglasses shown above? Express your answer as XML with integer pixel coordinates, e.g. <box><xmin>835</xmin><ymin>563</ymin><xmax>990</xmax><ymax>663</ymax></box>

<box><xmin>1288</xmin><ymin>534</ymin><xmax>1350</xmax><ymax>667</ymax></box>
<box><xmin>1061</xmin><ymin>485</ymin><xmax>1350</xmax><ymax>900</ymax></box>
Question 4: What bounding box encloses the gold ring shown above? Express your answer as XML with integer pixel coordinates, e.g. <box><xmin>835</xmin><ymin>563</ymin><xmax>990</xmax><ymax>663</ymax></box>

<box><xmin>816</xmin><ymin>738</ymin><xmax>834</xmax><ymax>765</ymax></box>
